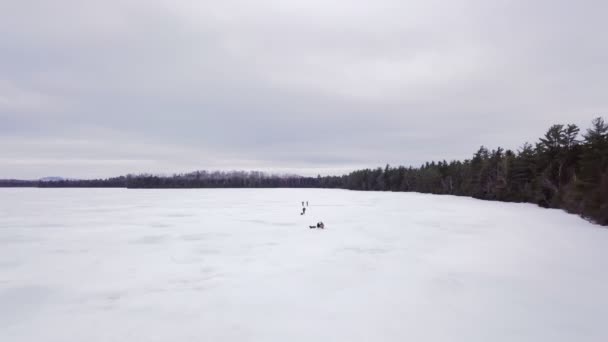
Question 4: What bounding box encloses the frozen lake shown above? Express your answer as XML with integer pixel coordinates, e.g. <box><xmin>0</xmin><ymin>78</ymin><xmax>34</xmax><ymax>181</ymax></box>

<box><xmin>1</xmin><ymin>188</ymin><xmax>607</xmax><ymax>341</ymax></box>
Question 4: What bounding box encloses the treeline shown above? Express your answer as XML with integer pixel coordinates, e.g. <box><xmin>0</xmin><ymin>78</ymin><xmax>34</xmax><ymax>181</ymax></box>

<box><xmin>0</xmin><ymin>177</ymin><xmax>128</xmax><ymax>188</ymax></box>
<box><xmin>0</xmin><ymin>171</ymin><xmax>335</xmax><ymax>189</ymax></box>
<box><xmin>126</xmin><ymin>171</ymin><xmax>323</xmax><ymax>188</ymax></box>
<box><xmin>340</xmin><ymin>117</ymin><xmax>608</xmax><ymax>225</ymax></box>
<box><xmin>1</xmin><ymin>118</ymin><xmax>606</xmax><ymax>225</ymax></box>
<box><xmin>0</xmin><ymin>172</ymin><xmax>321</xmax><ymax>189</ymax></box>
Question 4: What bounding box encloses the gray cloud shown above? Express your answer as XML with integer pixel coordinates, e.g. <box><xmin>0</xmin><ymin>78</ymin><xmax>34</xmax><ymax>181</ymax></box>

<box><xmin>1</xmin><ymin>0</ymin><xmax>607</xmax><ymax>178</ymax></box>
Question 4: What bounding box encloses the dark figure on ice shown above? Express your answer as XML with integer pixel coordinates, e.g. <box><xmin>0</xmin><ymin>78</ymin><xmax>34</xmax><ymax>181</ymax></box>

<box><xmin>301</xmin><ymin>207</ymin><xmax>306</xmax><ymax>215</ymax></box>
<box><xmin>309</xmin><ymin>221</ymin><xmax>324</xmax><ymax>229</ymax></box>
<box><xmin>306</xmin><ymin>201</ymin><xmax>308</xmax><ymax>207</ymax></box>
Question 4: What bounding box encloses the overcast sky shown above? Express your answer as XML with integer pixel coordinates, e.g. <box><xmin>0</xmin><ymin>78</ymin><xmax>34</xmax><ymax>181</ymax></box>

<box><xmin>1</xmin><ymin>0</ymin><xmax>607</xmax><ymax>179</ymax></box>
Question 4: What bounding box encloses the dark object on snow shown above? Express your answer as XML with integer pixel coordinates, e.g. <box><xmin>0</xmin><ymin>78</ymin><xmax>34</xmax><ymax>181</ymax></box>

<box><xmin>301</xmin><ymin>207</ymin><xmax>306</xmax><ymax>215</ymax></box>
<box><xmin>306</xmin><ymin>201</ymin><xmax>308</xmax><ymax>206</ymax></box>
<box><xmin>309</xmin><ymin>221</ymin><xmax>324</xmax><ymax>229</ymax></box>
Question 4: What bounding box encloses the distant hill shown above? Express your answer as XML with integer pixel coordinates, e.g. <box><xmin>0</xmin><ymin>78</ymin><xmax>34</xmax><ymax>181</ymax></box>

<box><xmin>39</xmin><ymin>177</ymin><xmax>65</xmax><ymax>182</ymax></box>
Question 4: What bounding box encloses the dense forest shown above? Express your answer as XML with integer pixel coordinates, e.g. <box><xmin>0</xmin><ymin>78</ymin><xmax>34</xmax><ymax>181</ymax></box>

<box><xmin>1</xmin><ymin>118</ymin><xmax>606</xmax><ymax>225</ymax></box>
<box><xmin>338</xmin><ymin>118</ymin><xmax>608</xmax><ymax>225</ymax></box>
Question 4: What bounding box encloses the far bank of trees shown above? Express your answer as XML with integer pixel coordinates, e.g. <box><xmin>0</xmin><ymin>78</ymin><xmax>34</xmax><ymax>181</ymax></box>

<box><xmin>340</xmin><ymin>118</ymin><xmax>607</xmax><ymax>225</ymax></box>
<box><xmin>125</xmin><ymin>171</ymin><xmax>322</xmax><ymax>188</ymax></box>
<box><xmin>1</xmin><ymin>118</ymin><xmax>606</xmax><ymax>225</ymax></box>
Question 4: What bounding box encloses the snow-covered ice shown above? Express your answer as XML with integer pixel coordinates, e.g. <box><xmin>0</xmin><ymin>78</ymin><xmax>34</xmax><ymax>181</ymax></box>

<box><xmin>1</xmin><ymin>188</ymin><xmax>607</xmax><ymax>341</ymax></box>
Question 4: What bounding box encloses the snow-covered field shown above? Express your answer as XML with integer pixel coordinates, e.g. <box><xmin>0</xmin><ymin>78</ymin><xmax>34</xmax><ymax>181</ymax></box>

<box><xmin>1</xmin><ymin>188</ymin><xmax>607</xmax><ymax>341</ymax></box>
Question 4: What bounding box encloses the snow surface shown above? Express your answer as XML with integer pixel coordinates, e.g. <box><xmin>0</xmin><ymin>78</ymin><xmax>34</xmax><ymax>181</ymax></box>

<box><xmin>1</xmin><ymin>188</ymin><xmax>607</xmax><ymax>341</ymax></box>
